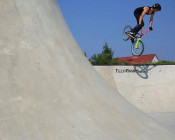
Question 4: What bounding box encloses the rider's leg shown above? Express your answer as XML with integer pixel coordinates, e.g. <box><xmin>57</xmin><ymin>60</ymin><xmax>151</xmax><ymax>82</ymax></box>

<box><xmin>131</xmin><ymin>22</ymin><xmax>144</xmax><ymax>34</ymax></box>
<box><xmin>127</xmin><ymin>11</ymin><xmax>144</xmax><ymax>39</ymax></box>
<box><xmin>127</xmin><ymin>21</ymin><xmax>144</xmax><ymax>39</ymax></box>
<box><xmin>131</xmin><ymin>12</ymin><xmax>144</xmax><ymax>34</ymax></box>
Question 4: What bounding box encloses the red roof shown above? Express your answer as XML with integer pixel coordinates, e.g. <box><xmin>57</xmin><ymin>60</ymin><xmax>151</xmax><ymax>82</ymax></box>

<box><xmin>116</xmin><ymin>54</ymin><xmax>158</xmax><ymax>64</ymax></box>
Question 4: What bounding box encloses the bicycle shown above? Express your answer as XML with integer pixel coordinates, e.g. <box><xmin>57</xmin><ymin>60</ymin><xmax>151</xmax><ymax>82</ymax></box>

<box><xmin>122</xmin><ymin>25</ymin><xmax>150</xmax><ymax>56</ymax></box>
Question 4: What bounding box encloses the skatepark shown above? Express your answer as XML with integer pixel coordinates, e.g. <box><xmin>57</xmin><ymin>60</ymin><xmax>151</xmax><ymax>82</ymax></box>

<box><xmin>0</xmin><ymin>0</ymin><xmax>175</xmax><ymax>139</ymax></box>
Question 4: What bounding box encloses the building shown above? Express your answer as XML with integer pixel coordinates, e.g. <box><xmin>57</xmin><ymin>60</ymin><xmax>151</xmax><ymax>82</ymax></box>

<box><xmin>116</xmin><ymin>54</ymin><xmax>159</xmax><ymax>64</ymax></box>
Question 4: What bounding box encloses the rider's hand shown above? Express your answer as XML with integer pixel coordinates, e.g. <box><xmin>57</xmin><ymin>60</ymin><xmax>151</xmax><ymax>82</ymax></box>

<box><xmin>149</xmin><ymin>27</ymin><xmax>153</xmax><ymax>31</ymax></box>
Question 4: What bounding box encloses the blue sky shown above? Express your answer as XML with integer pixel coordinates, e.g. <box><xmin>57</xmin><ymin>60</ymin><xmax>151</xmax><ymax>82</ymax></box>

<box><xmin>58</xmin><ymin>0</ymin><xmax>175</xmax><ymax>61</ymax></box>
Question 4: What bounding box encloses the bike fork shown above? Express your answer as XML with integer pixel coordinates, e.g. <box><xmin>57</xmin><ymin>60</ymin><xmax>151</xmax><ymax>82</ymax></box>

<box><xmin>135</xmin><ymin>38</ymin><xmax>141</xmax><ymax>49</ymax></box>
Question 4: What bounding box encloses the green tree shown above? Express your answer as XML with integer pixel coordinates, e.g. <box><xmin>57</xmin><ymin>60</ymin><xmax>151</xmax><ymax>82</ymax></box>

<box><xmin>89</xmin><ymin>43</ymin><xmax>120</xmax><ymax>65</ymax></box>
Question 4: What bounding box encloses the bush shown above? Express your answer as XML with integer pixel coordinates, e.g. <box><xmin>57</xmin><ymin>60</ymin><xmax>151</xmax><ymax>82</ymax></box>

<box><xmin>156</xmin><ymin>60</ymin><xmax>175</xmax><ymax>65</ymax></box>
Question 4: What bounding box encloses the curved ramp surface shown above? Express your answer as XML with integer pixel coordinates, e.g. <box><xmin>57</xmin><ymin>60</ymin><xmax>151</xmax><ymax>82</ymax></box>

<box><xmin>0</xmin><ymin>0</ymin><xmax>175</xmax><ymax>139</ymax></box>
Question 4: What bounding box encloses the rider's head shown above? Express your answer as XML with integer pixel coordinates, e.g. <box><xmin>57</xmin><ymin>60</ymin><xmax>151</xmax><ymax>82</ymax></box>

<box><xmin>152</xmin><ymin>3</ymin><xmax>161</xmax><ymax>12</ymax></box>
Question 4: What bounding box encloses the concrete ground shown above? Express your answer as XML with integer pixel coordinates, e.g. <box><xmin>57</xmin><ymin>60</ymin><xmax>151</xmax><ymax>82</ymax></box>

<box><xmin>149</xmin><ymin>113</ymin><xmax>175</xmax><ymax>131</ymax></box>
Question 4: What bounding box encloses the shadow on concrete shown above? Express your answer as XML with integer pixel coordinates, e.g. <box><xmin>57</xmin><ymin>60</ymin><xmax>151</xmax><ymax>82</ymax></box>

<box><xmin>134</xmin><ymin>65</ymin><xmax>157</xmax><ymax>79</ymax></box>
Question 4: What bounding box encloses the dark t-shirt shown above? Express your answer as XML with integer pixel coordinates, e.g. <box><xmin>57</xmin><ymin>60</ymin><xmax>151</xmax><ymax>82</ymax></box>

<box><xmin>134</xmin><ymin>6</ymin><xmax>154</xmax><ymax>15</ymax></box>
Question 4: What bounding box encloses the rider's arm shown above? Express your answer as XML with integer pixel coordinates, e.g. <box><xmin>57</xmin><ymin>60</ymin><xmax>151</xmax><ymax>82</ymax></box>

<box><xmin>139</xmin><ymin>7</ymin><xmax>149</xmax><ymax>24</ymax></box>
<box><xmin>149</xmin><ymin>13</ymin><xmax>155</xmax><ymax>27</ymax></box>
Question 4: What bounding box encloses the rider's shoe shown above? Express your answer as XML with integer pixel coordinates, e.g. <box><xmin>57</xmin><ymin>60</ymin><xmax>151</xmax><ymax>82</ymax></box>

<box><xmin>126</xmin><ymin>31</ymin><xmax>136</xmax><ymax>39</ymax></box>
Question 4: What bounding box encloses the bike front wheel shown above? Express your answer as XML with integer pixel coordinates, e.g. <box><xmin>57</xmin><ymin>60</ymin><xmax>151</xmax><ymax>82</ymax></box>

<box><xmin>122</xmin><ymin>25</ymin><xmax>132</xmax><ymax>41</ymax></box>
<box><xmin>131</xmin><ymin>40</ymin><xmax>144</xmax><ymax>56</ymax></box>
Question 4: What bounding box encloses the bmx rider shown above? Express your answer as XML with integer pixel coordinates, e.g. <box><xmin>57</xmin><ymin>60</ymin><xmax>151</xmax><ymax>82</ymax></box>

<box><xmin>127</xmin><ymin>3</ymin><xmax>161</xmax><ymax>39</ymax></box>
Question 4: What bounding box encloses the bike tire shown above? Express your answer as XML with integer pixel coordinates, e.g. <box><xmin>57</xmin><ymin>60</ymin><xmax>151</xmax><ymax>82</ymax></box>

<box><xmin>131</xmin><ymin>40</ymin><xmax>144</xmax><ymax>56</ymax></box>
<box><xmin>122</xmin><ymin>25</ymin><xmax>132</xmax><ymax>41</ymax></box>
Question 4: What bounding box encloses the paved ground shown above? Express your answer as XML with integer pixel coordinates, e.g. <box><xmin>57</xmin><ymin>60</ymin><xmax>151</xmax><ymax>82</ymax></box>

<box><xmin>149</xmin><ymin>113</ymin><xmax>175</xmax><ymax>131</ymax></box>
<box><xmin>0</xmin><ymin>0</ymin><xmax>175</xmax><ymax>139</ymax></box>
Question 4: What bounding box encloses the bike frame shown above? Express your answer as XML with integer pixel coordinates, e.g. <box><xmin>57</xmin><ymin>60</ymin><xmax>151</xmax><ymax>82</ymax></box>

<box><xmin>136</xmin><ymin>28</ymin><xmax>150</xmax><ymax>38</ymax></box>
<box><xmin>135</xmin><ymin>28</ymin><xmax>150</xmax><ymax>48</ymax></box>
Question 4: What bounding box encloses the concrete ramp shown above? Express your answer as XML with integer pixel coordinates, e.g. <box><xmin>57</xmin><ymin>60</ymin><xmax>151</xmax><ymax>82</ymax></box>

<box><xmin>0</xmin><ymin>0</ymin><xmax>175</xmax><ymax>139</ymax></box>
<box><xmin>95</xmin><ymin>65</ymin><xmax>175</xmax><ymax>113</ymax></box>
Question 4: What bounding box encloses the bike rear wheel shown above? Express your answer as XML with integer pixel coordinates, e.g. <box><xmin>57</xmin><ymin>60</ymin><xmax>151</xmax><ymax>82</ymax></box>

<box><xmin>131</xmin><ymin>40</ymin><xmax>144</xmax><ymax>56</ymax></box>
<box><xmin>122</xmin><ymin>25</ymin><xmax>132</xmax><ymax>41</ymax></box>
